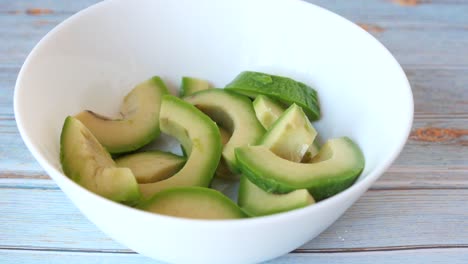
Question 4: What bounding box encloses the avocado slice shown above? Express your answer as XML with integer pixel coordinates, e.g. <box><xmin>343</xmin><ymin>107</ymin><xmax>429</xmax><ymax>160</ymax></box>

<box><xmin>238</xmin><ymin>176</ymin><xmax>314</xmax><ymax>217</ymax></box>
<box><xmin>253</xmin><ymin>95</ymin><xmax>285</xmax><ymax>129</ymax></box>
<box><xmin>225</xmin><ymin>71</ymin><xmax>320</xmax><ymax>120</ymax></box>
<box><xmin>115</xmin><ymin>151</ymin><xmax>186</xmax><ymax>184</ymax></box>
<box><xmin>253</xmin><ymin>96</ymin><xmax>320</xmax><ymax>161</ymax></box>
<box><xmin>60</xmin><ymin>116</ymin><xmax>140</xmax><ymax>204</ymax></box>
<box><xmin>138</xmin><ymin>95</ymin><xmax>222</xmax><ymax>198</ymax></box>
<box><xmin>75</xmin><ymin>77</ymin><xmax>169</xmax><ymax>154</ymax></box>
<box><xmin>215</xmin><ymin>127</ymin><xmax>239</xmax><ymax>179</ymax></box>
<box><xmin>235</xmin><ymin>137</ymin><xmax>365</xmax><ymax>201</ymax></box>
<box><xmin>301</xmin><ymin>142</ymin><xmax>321</xmax><ymax>163</ymax></box>
<box><xmin>184</xmin><ymin>89</ymin><xmax>265</xmax><ymax>174</ymax></box>
<box><xmin>180</xmin><ymin>76</ymin><xmax>212</xmax><ymax>97</ymax></box>
<box><xmin>137</xmin><ymin>187</ymin><xmax>246</xmax><ymax>219</ymax></box>
<box><xmin>260</xmin><ymin>104</ymin><xmax>317</xmax><ymax>163</ymax></box>
<box><xmin>238</xmin><ymin>104</ymin><xmax>316</xmax><ymax>216</ymax></box>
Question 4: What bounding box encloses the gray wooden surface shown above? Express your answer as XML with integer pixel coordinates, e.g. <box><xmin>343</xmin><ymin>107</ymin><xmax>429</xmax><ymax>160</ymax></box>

<box><xmin>1</xmin><ymin>0</ymin><xmax>467</xmax><ymax>263</ymax></box>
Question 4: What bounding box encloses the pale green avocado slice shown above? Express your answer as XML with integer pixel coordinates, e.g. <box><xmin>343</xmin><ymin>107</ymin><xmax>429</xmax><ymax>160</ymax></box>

<box><xmin>75</xmin><ymin>77</ymin><xmax>169</xmax><ymax>154</ymax></box>
<box><xmin>215</xmin><ymin>127</ymin><xmax>239</xmax><ymax>180</ymax></box>
<box><xmin>260</xmin><ymin>104</ymin><xmax>317</xmax><ymax>163</ymax></box>
<box><xmin>301</xmin><ymin>142</ymin><xmax>320</xmax><ymax>163</ymax></box>
<box><xmin>253</xmin><ymin>96</ymin><xmax>320</xmax><ymax>161</ymax></box>
<box><xmin>184</xmin><ymin>89</ymin><xmax>265</xmax><ymax>174</ymax></box>
<box><xmin>115</xmin><ymin>151</ymin><xmax>186</xmax><ymax>184</ymax></box>
<box><xmin>225</xmin><ymin>71</ymin><xmax>320</xmax><ymax>120</ymax></box>
<box><xmin>253</xmin><ymin>95</ymin><xmax>285</xmax><ymax>129</ymax></box>
<box><xmin>238</xmin><ymin>176</ymin><xmax>315</xmax><ymax>217</ymax></box>
<box><xmin>60</xmin><ymin>116</ymin><xmax>140</xmax><ymax>204</ymax></box>
<box><xmin>180</xmin><ymin>76</ymin><xmax>212</xmax><ymax>97</ymax></box>
<box><xmin>235</xmin><ymin>137</ymin><xmax>365</xmax><ymax>201</ymax></box>
<box><xmin>139</xmin><ymin>95</ymin><xmax>222</xmax><ymax>198</ymax></box>
<box><xmin>137</xmin><ymin>186</ymin><xmax>246</xmax><ymax>219</ymax></box>
<box><xmin>238</xmin><ymin>103</ymin><xmax>315</xmax><ymax>216</ymax></box>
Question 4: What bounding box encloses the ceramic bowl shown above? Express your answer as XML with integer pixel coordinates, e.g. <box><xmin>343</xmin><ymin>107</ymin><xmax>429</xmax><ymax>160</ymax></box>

<box><xmin>14</xmin><ymin>0</ymin><xmax>413</xmax><ymax>263</ymax></box>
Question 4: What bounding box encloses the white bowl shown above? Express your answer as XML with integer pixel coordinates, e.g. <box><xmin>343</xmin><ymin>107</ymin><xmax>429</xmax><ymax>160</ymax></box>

<box><xmin>14</xmin><ymin>0</ymin><xmax>413</xmax><ymax>263</ymax></box>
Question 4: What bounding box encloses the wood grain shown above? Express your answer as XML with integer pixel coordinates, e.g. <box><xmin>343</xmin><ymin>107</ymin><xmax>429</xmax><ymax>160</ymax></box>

<box><xmin>1</xmin><ymin>248</ymin><xmax>468</xmax><ymax>264</ymax></box>
<box><xmin>1</xmin><ymin>117</ymin><xmax>466</xmax><ymax>189</ymax></box>
<box><xmin>1</xmin><ymin>1</ymin><xmax>468</xmax><ymax>67</ymax></box>
<box><xmin>1</xmin><ymin>188</ymin><xmax>467</xmax><ymax>251</ymax></box>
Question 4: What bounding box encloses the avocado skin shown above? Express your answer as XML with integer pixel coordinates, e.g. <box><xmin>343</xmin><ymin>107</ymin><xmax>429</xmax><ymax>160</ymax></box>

<box><xmin>225</xmin><ymin>71</ymin><xmax>320</xmax><ymax>121</ymax></box>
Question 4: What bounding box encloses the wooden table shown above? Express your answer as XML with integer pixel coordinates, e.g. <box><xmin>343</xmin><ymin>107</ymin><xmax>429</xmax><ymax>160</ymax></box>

<box><xmin>1</xmin><ymin>0</ymin><xmax>467</xmax><ymax>263</ymax></box>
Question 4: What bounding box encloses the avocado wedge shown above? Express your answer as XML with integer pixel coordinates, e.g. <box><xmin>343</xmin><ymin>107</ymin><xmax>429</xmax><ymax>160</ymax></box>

<box><xmin>75</xmin><ymin>77</ymin><xmax>169</xmax><ymax>154</ymax></box>
<box><xmin>60</xmin><ymin>116</ymin><xmax>140</xmax><ymax>204</ymax></box>
<box><xmin>253</xmin><ymin>95</ymin><xmax>285</xmax><ymax>129</ymax></box>
<box><xmin>180</xmin><ymin>76</ymin><xmax>212</xmax><ymax>97</ymax></box>
<box><xmin>138</xmin><ymin>95</ymin><xmax>222</xmax><ymax>198</ymax></box>
<box><xmin>236</xmin><ymin>137</ymin><xmax>365</xmax><ymax>201</ymax></box>
<box><xmin>225</xmin><ymin>71</ymin><xmax>320</xmax><ymax>120</ymax></box>
<box><xmin>238</xmin><ymin>176</ymin><xmax>314</xmax><ymax>216</ymax></box>
<box><xmin>215</xmin><ymin>127</ymin><xmax>238</xmax><ymax>179</ymax></box>
<box><xmin>115</xmin><ymin>151</ymin><xmax>186</xmax><ymax>184</ymax></box>
<box><xmin>184</xmin><ymin>89</ymin><xmax>265</xmax><ymax>174</ymax></box>
<box><xmin>138</xmin><ymin>187</ymin><xmax>246</xmax><ymax>219</ymax></box>
<box><xmin>238</xmin><ymin>104</ymin><xmax>316</xmax><ymax>216</ymax></box>
<box><xmin>260</xmin><ymin>104</ymin><xmax>317</xmax><ymax>163</ymax></box>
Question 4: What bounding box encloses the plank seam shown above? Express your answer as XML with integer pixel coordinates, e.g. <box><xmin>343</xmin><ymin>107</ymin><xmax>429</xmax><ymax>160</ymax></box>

<box><xmin>293</xmin><ymin>244</ymin><xmax>468</xmax><ymax>253</ymax></box>
<box><xmin>1</xmin><ymin>244</ymin><xmax>468</xmax><ymax>255</ymax></box>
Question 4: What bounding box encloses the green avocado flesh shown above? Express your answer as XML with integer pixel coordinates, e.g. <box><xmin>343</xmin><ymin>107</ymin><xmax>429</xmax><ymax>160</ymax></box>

<box><xmin>75</xmin><ymin>77</ymin><xmax>169</xmax><ymax>154</ymax></box>
<box><xmin>215</xmin><ymin>127</ymin><xmax>238</xmax><ymax>180</ymax></box>
<box><xmin>180</xmin><ymin>76</ymin><xmax>212</xmax><ymax>97</ymax></box>
<box><xmin>115</xmin><ymin>151</ymin><xmax>186</xmax><ymax>184</ymax></box>
<box><xmin>260</xmin><ymin>104</ymin><xmax>317</xmax><ymax>163</ymax></box>
<box><xmin>253</xmin><ymin>95</ymin><xmax>285</xmax><ymax>129</ymax></box>
<box><xmin>235</xmin><ymin>137</ymin><xmax>365</xmax><ymax>201</ymax></box>
<box><xmin>60</xmin><ymin>116</ymin><xmax>140</xmax><ymax>204</ymax></box>
<box><xmin>239</xmin><ymin>103</ymin><xmax>316</xmax><ymax>216</ymax></box>
<box><xmin>137</xmin><ymin>187</ymin><xmax>245</xmax><ymax>219</ymax></box>
<box><xmin>301</xmin><ymin>142</ymin><xmax>321</xmax><ymax>163</ymax></box>
<box><xmin>184</xmin><ymin>89</ymin><xmax>265</xmax><ymax>174</ymax></box>
<box><xmin>238</xmin><ymin>176</ymin><xmax>315</xmax><ymax>217</ymax></box>
<box><xmin>138</xmin><ymin>95</ymin><xmax>222</xmax><ymax>198</ymax></box>
<box><xmin>225</xmin><ymin>71</ymin><xmax>320</xmax><ymax>120</ymax></box>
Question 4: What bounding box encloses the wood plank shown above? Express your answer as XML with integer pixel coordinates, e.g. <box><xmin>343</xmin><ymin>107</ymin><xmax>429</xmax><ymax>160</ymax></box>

<box><xmin>0</xmin><ymin>0</ymin><xmax>101</xmax><ymax>14</ymax></box>
<box><xmin>1</xmin><ymin>248</ymin><xmax>468</xmax><ymax>264</ymax></box>
<box><xmin>1</xmin><ymin>1</ymin><xmax>468</xmax><ymax>67</ymax></box>
<box><xmin>2</xmin><ymin>66</ymin><xmax>468</xmax><ymax>116</ymax></box>
<box><xmin>2</xmin><ymin>116</ymin><xmax>467</xmax><ymax>189</ymax></box>
<box><xmin>1</xmin><ymin>188</ymin><xmax>467</xmax><ymax>251</ymax></box>
<box><xmin>1</xmin><ymin>0</ymin><xmax>467</xmax><ymax>26</ymax></box>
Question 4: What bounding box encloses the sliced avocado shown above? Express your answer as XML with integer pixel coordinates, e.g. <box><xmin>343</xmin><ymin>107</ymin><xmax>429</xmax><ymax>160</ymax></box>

<box><xmin>238</xmin><ymin>176</ymin><xmax>314</xmax><ymax>217</ymax></box>
<box><xmin>180</xmin><ymin>76</ymin><xmax>212</xmax><ymax>97</ymax></box>
<box><xmin>137</xmin><ymin>187</ymin><xmax>245</xmax><ymax>219</ymax></box>
<box><xmin>115</xmin><ymin>151</ymin><xmax>186</xmax><ymax>184</ymax></box>
<box><xmin>184</xmin><ymin>89</ymin><xmax>265</xmax><ymax>174</ymax></box>
<box><xmin>253</xmin><ymin>96</ymin><xmax>320</xmax><ymax>162</ymax></box>
<box><xmin>253</xmin><ymin>95</ymin><xmax>285</xmax><ymax>129</ymax></box>
<box><xmin>139</xmin><ymin>95</ymin><xmax>222</xmax><ymax>198</ymax></box>
<box><xmin>236</xmin><ymin>137</ymin><xmax>365</xmax><ymax>201</ymax></box>
<box><xmin>75</xmin><ymin>77</ymin><xmax>169</xmax><ymax>154</ymax></box>
<box><xmin>60</xmin><ymin>116</ymin><xmax>140</xmax><ymax>204</ymax></box>
<box><xmin>301</xmin><ymin>142</ymin><xmax>321</xmax><ymax>163</ymax></box>
<box><xmin>225</xmin><ymin>71</ymin><xmax>320</xmax><ymax>120</ymax></box>
<box><xmin>238</xmin><ymin>104</ymin><xmax>315</xmax><ymax>216</ymax></box>
<box><xmin>260</xmin><ymin>104</ymin><xmax>317</xmax><ymax>162</ymax></box>
<box><xmin>215</xmin><ymin>127</ymin><xmax>238</xmax><ymax>179</ymax></box>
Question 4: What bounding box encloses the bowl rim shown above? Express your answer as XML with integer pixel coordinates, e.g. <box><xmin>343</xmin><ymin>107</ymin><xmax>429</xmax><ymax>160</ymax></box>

<box><xmin>14</xmin><ymin>0</ymin><xmax>414</xmax><ymax>226</ymax></box>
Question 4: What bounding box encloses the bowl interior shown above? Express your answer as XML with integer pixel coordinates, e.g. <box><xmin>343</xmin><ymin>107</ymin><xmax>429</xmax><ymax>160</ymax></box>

<box><xmin>14</xmin><ymin>0</ymin><xmax>412</xmax><ymax>262</ymax></box>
